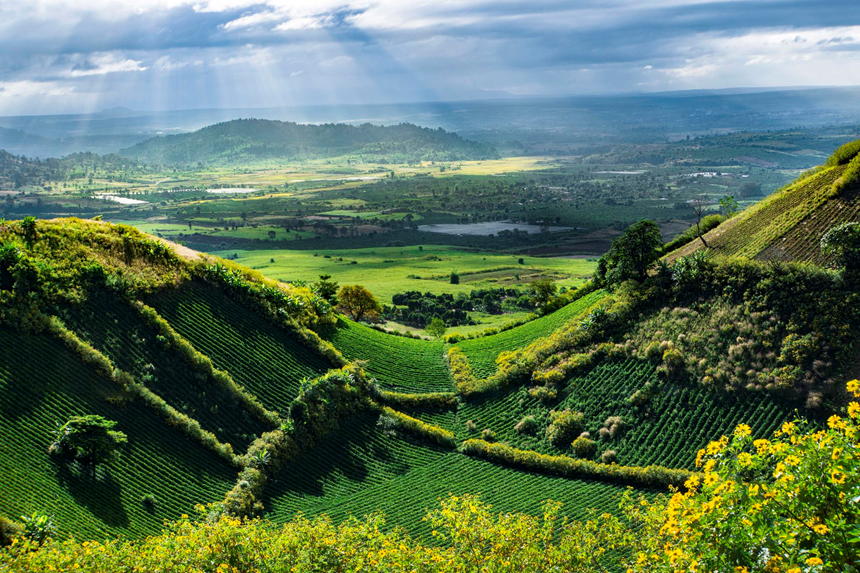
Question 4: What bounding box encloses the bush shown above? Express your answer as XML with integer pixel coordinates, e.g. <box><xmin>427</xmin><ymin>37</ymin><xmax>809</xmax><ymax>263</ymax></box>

<box><xmin>603</xmin><ymin>416</ymin><xmax>625</xmax><ymax>439</ymax></box>
<box><xmin>141</xmin><ymin>494</ymin><xmax>158</xmax><ymax>510</ymax></box>
<box><xmin>600</xmin><ymin>449</ymin><xmax>617</xmax><ymax>464</ymax></box>
<box><xmin>571</xmin><ymin>435</ymin><xmax>597</xmax><ymax>458</ymax></box>
<box><xmin>0</xmin><ymin>516</ymin><xmax>21</xmax><ymax>547</ymax></box>
<box><xmin>546</xmin><ymin>409</ymin><xmax>584</xmax><ymax>448</ymax></box>
<box><xmin>514</xmin><ymin>415</ymin><xmax>537</xmax><ymax>434</ymax></box>
<box><xmin>825</xmin><ymin>138</ymin><xmax>860</xmax><ymax>166</ymax></box>
<box><xmin>465</xmin><ymin>420</ymin><xmax>477</xmax><ymax>433</ymax></box>
<box><xmin>480</xmin><ymin>428</ymin><xmax>496</xmax><ymax>442</ymax></box>
<box><xmin>527</xmin><ymin>385</ymin><xmax>557</xmax><ymax>403</ymax></box>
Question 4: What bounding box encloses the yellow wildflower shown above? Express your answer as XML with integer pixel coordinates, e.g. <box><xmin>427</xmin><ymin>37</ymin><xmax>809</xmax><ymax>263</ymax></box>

<box><xmin>734</xmin><ymin>424</ymin><xmax>752</xmax><ymax>438</ymax></box>
<box><xmin>847</xmin><ymin>379</ymin><xmax>860</xmax><ymax>396</ymax></box>
<box><xmin>806</xmin><ymin>557</ymin><xmax>824</xmax><ymax>566</ymax></box>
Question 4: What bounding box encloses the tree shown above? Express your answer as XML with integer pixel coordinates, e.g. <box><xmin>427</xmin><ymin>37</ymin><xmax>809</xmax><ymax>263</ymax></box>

<box><xmin>719</xmin><ymin>195</ymin><xmax>739</xmax><ymax>218</ymax></box>
<box><xmin>450</xmin><ymin>271</ymin><xmax>460</xmax><ymax>285</ymax></box>
<box><xmin>337</xmin><ymin>285</ymin><xmax>382</xmax><ymax>322</ymax></box>
<box><xmin>20</xmin><ymin>217</ymin><xmax>37</xmax><ymax>247</ymax></box>
<box><xmin>821</xmin><ymin>222</ymin><xmax>860</xmax><ymax>282</ymax></box>
<box><xmin>738</xmin><ymin>181</ymin><xmax>762</xmax><ymax>198</ymax></box>
<box><xmin>425</xmin><ymin>317</ymin><xmax>446</xmax><ymax>339</ymax></box>
<box><xmin>267</xmin><ymin>230</ymin><xmax>276</xmax><ymax>240</ymax></box>
<box><xmin>49</xmin><ymin>415</ymin><xmax>127</xmax><ymax>467</ymax></box>
<box><xmin>312</xmin><ymin>274</ymin><xmax>339</xmax><ymax>304</ymax></box>
<box><xmin>596</xmin><ymin>219</ymin><xmax>663</xmax><ymax>285</ymax></box>
<box><xmin>531</xmin><ymin>278</ymin><xmax>557</xmax><ymax>306</ymax></box>
<box><xmin>689</xmin><ymin>198</ymin><xmax>710</xmax><ymax>247</ymax></box>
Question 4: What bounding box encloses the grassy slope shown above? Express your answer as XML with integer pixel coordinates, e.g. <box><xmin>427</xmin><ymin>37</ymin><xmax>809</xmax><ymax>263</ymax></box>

<box><xmin>665</xmin><ymin>164</ymin><xmax>850</xmax><ymax>263</ymax></box>
<box><xmin>263</xmin><ymin>411</ymin><xmax>641</xmax><ymax>539</ymax></box>
<box><xmin>149</xmin><ymin>281</ymin><xmax>333</xmax><ymax>414</ymax></box>
<box><xmin>456</xmin><ymin>290</ymin><xmax>607</xmax><ymax>378</ymax></box>
<box><xmin>60</xmin><ymin>290</ymin><xmax>269</xmax><ymax>451</ymax></box>
<box><xmin>326</xmin><ymin>319</ymin><xmax>453</xmax><ymax>393</ymax></box>
<box><xmin>0</xmin><ymin>329</ymin><xmax>236</xmax><ymax>540</ymax></box>
<box><xmin>457</xmin><ymin>357</ymin><xmax>793</xmax><ymax>469</ymax></box>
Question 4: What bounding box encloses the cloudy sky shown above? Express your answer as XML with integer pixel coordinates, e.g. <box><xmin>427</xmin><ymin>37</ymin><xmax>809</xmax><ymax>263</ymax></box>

<box><xmin>1</xmin><ymin>0</ymin><xmax>860</xmax><ymax>115</ymax></box>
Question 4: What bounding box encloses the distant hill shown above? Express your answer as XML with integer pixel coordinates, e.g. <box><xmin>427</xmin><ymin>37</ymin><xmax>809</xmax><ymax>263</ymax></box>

<box><xmin>119</xmin><ymin>119</ymin><xmax>499</xmax><ymax>165</ymax></box>
<box><xmin>665</xmin><ymin>139</ymin><xmax>860</xmax><ymax>264</ymax></box>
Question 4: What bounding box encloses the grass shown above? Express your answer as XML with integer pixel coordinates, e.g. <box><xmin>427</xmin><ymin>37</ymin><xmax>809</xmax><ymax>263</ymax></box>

<box><xmin>263</xmin><ymin>411</ymin><xmax>644</xmax><ymax>539</ymax></box>
<box><xmin>148</xmin><ymin>281</ymin><xmax>333</xmax><ymax>415</ymax></box>
<box><xmin>325</xmin><ymin>319</ymin><xmax>453</xmax><ymax>393</ymax></box>
<box><xmin>455</xmin><ymin>290</ymin><xmax>607</xmax><ymax>378</ymax></box>
<box><xmin>214</xmin><ymin>245</ymin><xmax>596</xmax><ymax>303</ymax></box>
<box><xmin>0</xmin><ymin>328</ymin><xmax>236</xmax><ymax>540</ymax></box>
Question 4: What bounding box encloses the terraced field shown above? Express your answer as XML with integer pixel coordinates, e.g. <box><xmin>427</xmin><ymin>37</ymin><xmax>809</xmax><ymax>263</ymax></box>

<box><xmin>456</xmin><ymin>290</ymin><xmax>607</xmax><ymax>378</ymax></box>
<box><xmin>667</xmin><ymin>165</ymin><xmax>848</xmax><ymax>262</ymax></box>
<box><xmin>326</xmin><ymin>320</ymin><xmax>453</xmax><ymax>393</ymax></box>
<box><xmin>757</xmin><ymin>185</ymin><xmax>860</xmax><ymax>264</ymax></box>
<box><xmin>150</xmin><ymin>282</ymin><xmax>332</xmax><ymax>414</ymax></box>
<box><xmin>61</xmin><ymin>291</ymin><xmax>269</xmax><ymax>451</ymax></box>
<box><xmin>0</xmin><ymin>329</ymin><xmax>236</xmax><ymax>540</ymax></box>
<box><xmin>457</xmin><ymin>357</ymin><xmax>793</xmax><ymax>469</ymax></box>
<box><xmin>264</xmin><ymin>411</ymin><xmax>642</xmax><ymax>538</ymax></box>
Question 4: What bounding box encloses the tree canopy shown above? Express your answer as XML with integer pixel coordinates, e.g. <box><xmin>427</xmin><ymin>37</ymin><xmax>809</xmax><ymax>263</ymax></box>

<box><xmin>595</xmin><ymin>219</ymin><xmax>663</xmax><ymax>285</ymax></box>
<box><xmin>49</xmin><ymin>415</ymin><xmax>127</xmax><ymax>467</ymax></box>
<box><xmin>337</xmin><ymin>285</ymin><xmax>382</xmax><ymax>323</ymax></box>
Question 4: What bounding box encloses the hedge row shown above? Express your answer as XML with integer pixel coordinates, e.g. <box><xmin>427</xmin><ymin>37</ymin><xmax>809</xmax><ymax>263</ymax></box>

<box><xmin>46</xmin><ymin>316</ymin><xmax>239</xmax><ymax>465</ymax></box>
<box><xmin>459</xmin><ymin>439</ymin><xmax>695</xmax><ymax>489</ymax></box>
<box><xmin>221</xmin><ymin>365</ymin><xmax>373</xmax><ymax>517</ymax></box>
<box><xmin>374</xmin><ymin>390</ymin><xmax>458</xmax><ymax>409</ymax></box>
<box><xmin>377</xmin><ymin>406</ymin><xmax>457</xmax><ymax>448</ymax></box>
<box><xmin>134</xmin><ymin>302</ymin><xmax>281</xmax><ymax>427</ymax></box>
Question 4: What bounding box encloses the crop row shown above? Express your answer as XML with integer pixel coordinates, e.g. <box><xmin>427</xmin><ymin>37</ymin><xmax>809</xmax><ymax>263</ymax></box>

<box><xmin>757</xmin><ymin>186</ymin><xmax>860</xmax><ymax>264</ymax></box>
<box><xmin>59</xmin><ymin>291</ymin><xmax>267</xmax><ymax>451</ymax></box>
<box><xmin>711</xmin><ymin>165</ymin><xmax>846</xmax><ymax>259</ymax></box>
<box><xmin>263</xmin><ymin>412</ymin><xmax>641</xmax><ymax>539</ymax></box>
<box><xmin>148</xmin><ymin>282</ymin><xmax>332</xmax><ymax>415</ymax></box>
<box><xmin>457</xmin><ymin>357</ymin><xmax>793</xmax><ymax>469</ymax></box>
<box><xmin>0</xmin><ymin>328</ymin><xmax>235</xmax><ymax>541</ymax></box>
<box><xmin>456</xmin><ymin>290</ymin><xmax>607</xmax><ymax>379</ymax></box>
<box><xmin>326</xmin><ymin>319</ymin><xmax>454</xmax><ymax>393</ymax></box>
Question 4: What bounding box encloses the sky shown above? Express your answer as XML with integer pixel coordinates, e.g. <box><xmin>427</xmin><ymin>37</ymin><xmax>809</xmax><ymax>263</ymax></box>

<box><xmin>1</xmin><ymin>0</ymin><xmax>860</xmax><ymax>116</ymax></box>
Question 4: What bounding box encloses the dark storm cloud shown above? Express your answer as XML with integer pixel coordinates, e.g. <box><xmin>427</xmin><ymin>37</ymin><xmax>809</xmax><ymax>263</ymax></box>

<box><xmin>1</xmin><ymin>0</ymin><xmax>859</xmax><ymax>114</ymax></box>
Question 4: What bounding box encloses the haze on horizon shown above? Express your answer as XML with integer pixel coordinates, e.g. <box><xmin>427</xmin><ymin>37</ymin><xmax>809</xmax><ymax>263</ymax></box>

<box><xmin>1</xmin><ymin>0</ymin><xmax>860</xmax><ymax>117</ymax></box>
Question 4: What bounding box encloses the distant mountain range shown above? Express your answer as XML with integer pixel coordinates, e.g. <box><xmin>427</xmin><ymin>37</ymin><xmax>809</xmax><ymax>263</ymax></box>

<box><xmin>119</xmin><ymin>120</ymin><xmax>498</xmax><ymax>165</ymax></box>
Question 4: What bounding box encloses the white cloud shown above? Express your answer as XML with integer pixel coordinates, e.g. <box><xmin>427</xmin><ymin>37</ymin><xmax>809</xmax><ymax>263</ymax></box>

<box><xmin>64</xmin><ymin>53</ymin><xmax>147</xmax><ymax>77</ymax></box>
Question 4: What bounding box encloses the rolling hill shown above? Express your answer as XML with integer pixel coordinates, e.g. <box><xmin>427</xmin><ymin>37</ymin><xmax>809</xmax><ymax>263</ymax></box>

<box><xmin>119</xmin><ymin>120</ymin><xmax>499</xmax><ymax>166</ymax></box>
<box><xmin>665</xmin><ymin>140</ymin><xmax>860</xmax><ymax>264</ymax></box>
<box><xmin>1</xmin><ymin>141</ymin><xmax>860</xmax><ymax>569</ymax></box>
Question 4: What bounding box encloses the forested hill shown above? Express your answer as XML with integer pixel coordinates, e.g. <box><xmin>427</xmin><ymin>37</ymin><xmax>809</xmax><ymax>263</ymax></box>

<box><xmin>119</xmin><ymin>120</ymin><xmax>499</xmax><ymax>165</ymax></box>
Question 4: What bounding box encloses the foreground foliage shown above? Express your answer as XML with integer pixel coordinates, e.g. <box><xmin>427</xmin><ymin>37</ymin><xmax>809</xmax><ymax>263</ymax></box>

<box><xmin>5</xmin><ymin>382</ymin><xmax>859</xmax><ymax>572</ymax></box>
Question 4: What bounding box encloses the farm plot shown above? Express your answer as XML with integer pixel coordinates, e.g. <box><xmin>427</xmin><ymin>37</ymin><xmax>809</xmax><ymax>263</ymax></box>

<box><xmin>326</xmin><ymin>319</ymin><xmax>453</xmax><ymax>393</ymax></box>
<box><xmin>149</xmin><ymin>282</ymin><xmax>332</xmax><ymax>415</ymax></box>
<box><xmin>264</xmin><ymin>410</ymin><xmax>645</xmax><ymax>539</ymax></box>
<box><xmin>458</xmin><ymin>357</ymin><xmax>793</xmax><ymax>469</ymax></box>
<box><xmin>0</xmin><ymin>329</ymin><xmax>236</xmax><ymax>540</ymax></box>
<box><xmin>60</xmin><ymin>291</ymin><xmax>269</xmax><ymax>451</ymax></box>
<box><xmin>455</xmin><ymin>290</ymin><xmax>607</xmax><ymax>378</ymax></box>
<box><xmin>757</xmin><ymin>185</ymin><xmax>860</xmax><ymax>264</ymax></box>
<box><xmin>667</xmin><ymin>165</ymin><xmax>847</xmax><ymax>262</ymax></box>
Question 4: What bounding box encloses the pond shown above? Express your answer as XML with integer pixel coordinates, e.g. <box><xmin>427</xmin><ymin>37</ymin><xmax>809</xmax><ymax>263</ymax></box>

<box><xmin>417</xmin><ymin>222</ymin><xmax>573</xmax><ymax>236</ymax></box>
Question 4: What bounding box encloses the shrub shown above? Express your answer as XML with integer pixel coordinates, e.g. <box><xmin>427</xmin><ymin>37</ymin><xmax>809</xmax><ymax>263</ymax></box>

<box><xmin>571</xmin><ymin>435</ymin><xmax>597</xmax><ymax>459</ymax></box>
<box><xmin>603</xmin><ymin>416</ymin><xmax>625</xmax><ymax>439</ymax></box>
<box><xmin>514</xmin><ymin>415</ymin><xmax>537</xmax><ymax>434</ymax></box>
<box><xmin>19</xmin><ymin>512</ymin><xmax>56</xmax><ymax>546</ymax></box>
<box><xmin>600</xmin><ymin>449</ymin><xmax>617</xmax><ymax>464</ymax></box>
<box><xmin>140</xmin><ymin>494</ymin><xmax>158</xmax><ymax>510</ymax></box>
<box><xmin>465</xmin><ymin>420</ymin><xmax>477</xmax><ymax>433</ymax></box>
<box><xmin>825</xmin><ymin>138</ymin><xmax>860</xmax><ymax>166</ymax></box>
<box><xmin>0</xmin><ymin>516</ymin><xmax>21</xmax><ymax>547</ymax></box>
<box><xmin>545</xmin><ymin>409</ymin><xmax>584</xmax><ymax>448</ymax></box>
<box><xmin>480</xmin><ymin>428</ymin><xmax>496</xmax><ymax>442</ymax></box>
<box><xmin>527</xmin><ymin>385</ymin><xmax>557</xmax><ymax>403</ymax></box>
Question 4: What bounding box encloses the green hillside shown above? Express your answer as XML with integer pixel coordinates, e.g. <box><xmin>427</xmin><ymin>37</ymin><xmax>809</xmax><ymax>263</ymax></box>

<box><xmin>120</xmin><ymin>120</ymin><xmax>498</xmax><ymax>166</ymax></box>
<box><xmin>666</xmin><ymin>140</ymin><xmax>860</xmax><ymax>264</ymax></box>
<box><xmin>2</xmin><ymin>138</ymin><xmax>860</xmax><ymax>568</ymax></box>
